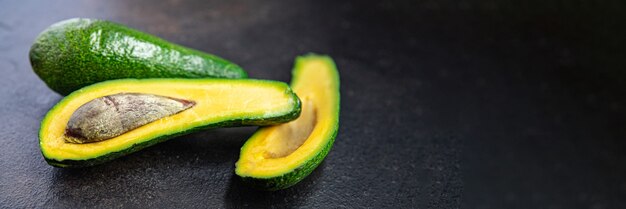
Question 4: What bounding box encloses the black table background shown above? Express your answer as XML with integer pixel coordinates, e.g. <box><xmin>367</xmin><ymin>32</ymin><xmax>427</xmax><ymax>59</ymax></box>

<box><xmin>1</xmin><ymin>0</ymin><xmax>626</xmax><ymax>208</ymax></box>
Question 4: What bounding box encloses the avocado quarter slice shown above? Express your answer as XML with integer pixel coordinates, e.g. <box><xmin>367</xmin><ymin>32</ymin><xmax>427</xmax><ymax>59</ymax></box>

<box><xmin>39</xmin><ymin>78</ymin><xmax>301</xmax><ymax>167</ymax></box>
<box><xmin>235</xmin><ymin>54</ymin><xmax>340</xmax><ymax>190</ymax></box>
<box><xmin>29</xmin><ymin>18</ymin><xmax>247</xmax><ymax>95</ymax></box>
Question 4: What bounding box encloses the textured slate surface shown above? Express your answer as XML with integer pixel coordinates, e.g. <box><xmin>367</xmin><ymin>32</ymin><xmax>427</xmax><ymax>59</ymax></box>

<box><xmin>1</xmin><ymin>0</ymin><xmax>626</xmax><ymax>208</ymax></box>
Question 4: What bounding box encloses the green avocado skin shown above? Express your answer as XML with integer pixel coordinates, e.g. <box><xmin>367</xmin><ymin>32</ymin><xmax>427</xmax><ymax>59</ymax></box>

<box><xmin>29</xmin><ymin>18</ymin><xmax>247</xmax><ymax>95</ymax></box>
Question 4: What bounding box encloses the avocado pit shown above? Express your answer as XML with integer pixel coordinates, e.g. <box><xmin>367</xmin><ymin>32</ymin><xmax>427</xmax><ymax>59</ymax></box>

<box><xmin>65</xmin><ymin>93</ymin><xmax>195</xmax><ymax>143</ymax></box>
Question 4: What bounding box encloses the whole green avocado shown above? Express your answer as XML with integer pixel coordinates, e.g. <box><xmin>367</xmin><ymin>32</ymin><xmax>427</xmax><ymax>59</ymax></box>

<box><xmin>29</xmin><ymin>18</ymin><xmax>247</xmax><ymax>95</ymax></box>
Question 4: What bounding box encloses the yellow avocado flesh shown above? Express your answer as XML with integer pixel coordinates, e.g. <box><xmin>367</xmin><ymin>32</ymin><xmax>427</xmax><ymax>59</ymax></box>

<box><xmin>40</xmin><ymin>79</ymin><xmax>299</xmax><ymax>162</ymax></box>
<box><xmin>236</xmin><ymin>56</ymin><xmax>339</xmax><ymax>178</ymax></box>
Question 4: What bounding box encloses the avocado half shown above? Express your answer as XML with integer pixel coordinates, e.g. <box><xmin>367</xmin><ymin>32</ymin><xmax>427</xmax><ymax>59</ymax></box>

<box><xmin>235</xmin><ymin>55</ymin><xmax>340</xmax><ymax>190</ymax></box>
<box><xmin>40</xmin><ymin>78</ymin><xmax>301</xmax><ymax>167</ymax></box>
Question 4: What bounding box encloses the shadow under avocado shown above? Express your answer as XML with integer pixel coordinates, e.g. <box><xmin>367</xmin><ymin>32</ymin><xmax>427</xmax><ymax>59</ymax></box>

<box><xmin>224</xmin><ymin>161</ymin><xmax>327</xmax><ymax>209</ymax></box>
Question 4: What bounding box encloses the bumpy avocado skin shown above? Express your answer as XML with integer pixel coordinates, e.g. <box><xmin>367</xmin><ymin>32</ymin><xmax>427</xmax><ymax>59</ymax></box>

<box><xmin>29</xmin><ymin>18</ymin><xmax>246</xmax><ymax>95</ymax></box>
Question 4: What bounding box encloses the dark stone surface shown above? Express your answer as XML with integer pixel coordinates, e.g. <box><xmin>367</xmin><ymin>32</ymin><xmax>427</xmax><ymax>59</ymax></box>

<box><xmin>1</xmin><ymin>0</ymin><xmax>626</xmax><ymax>208</ymax></box>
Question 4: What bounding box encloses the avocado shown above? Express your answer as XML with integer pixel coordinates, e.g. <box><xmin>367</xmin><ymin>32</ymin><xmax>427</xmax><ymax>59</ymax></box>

<box><xmin>235</xmin><ymin>54</ymin><xmax>340</xmax><ymax>190</ymax></box>
<box><xmin>29</xmin><ymin>18</ymin><xmax>247</xmax><ymax>95</ymax></box>
<box><xmin>40</xmin><ymin>78</ymin><xmax>301</xmax><ymax>167</ymax></box>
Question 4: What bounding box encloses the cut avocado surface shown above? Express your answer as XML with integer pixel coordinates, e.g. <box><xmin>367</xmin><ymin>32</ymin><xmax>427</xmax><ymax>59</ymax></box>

<box><xmin>235</xmin><ymin>54</ymin><xmax>340</xmax><ymax>190</ymax></box>
<box><xmin>40</xmin><ymin>78</ymin><xmax>301</xmax><ymax>167</ymax></box>
<box><xmin>29</xmin><ymin>18</ymin><xmax>246</xmax><ymax>95</ymax></box>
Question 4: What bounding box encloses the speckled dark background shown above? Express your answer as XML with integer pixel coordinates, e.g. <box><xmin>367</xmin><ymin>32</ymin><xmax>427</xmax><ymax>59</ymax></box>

<box><xmin>1</xmin><ymin>0</ymin><xmax>626</xmax><ymax>208</ymax></box>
